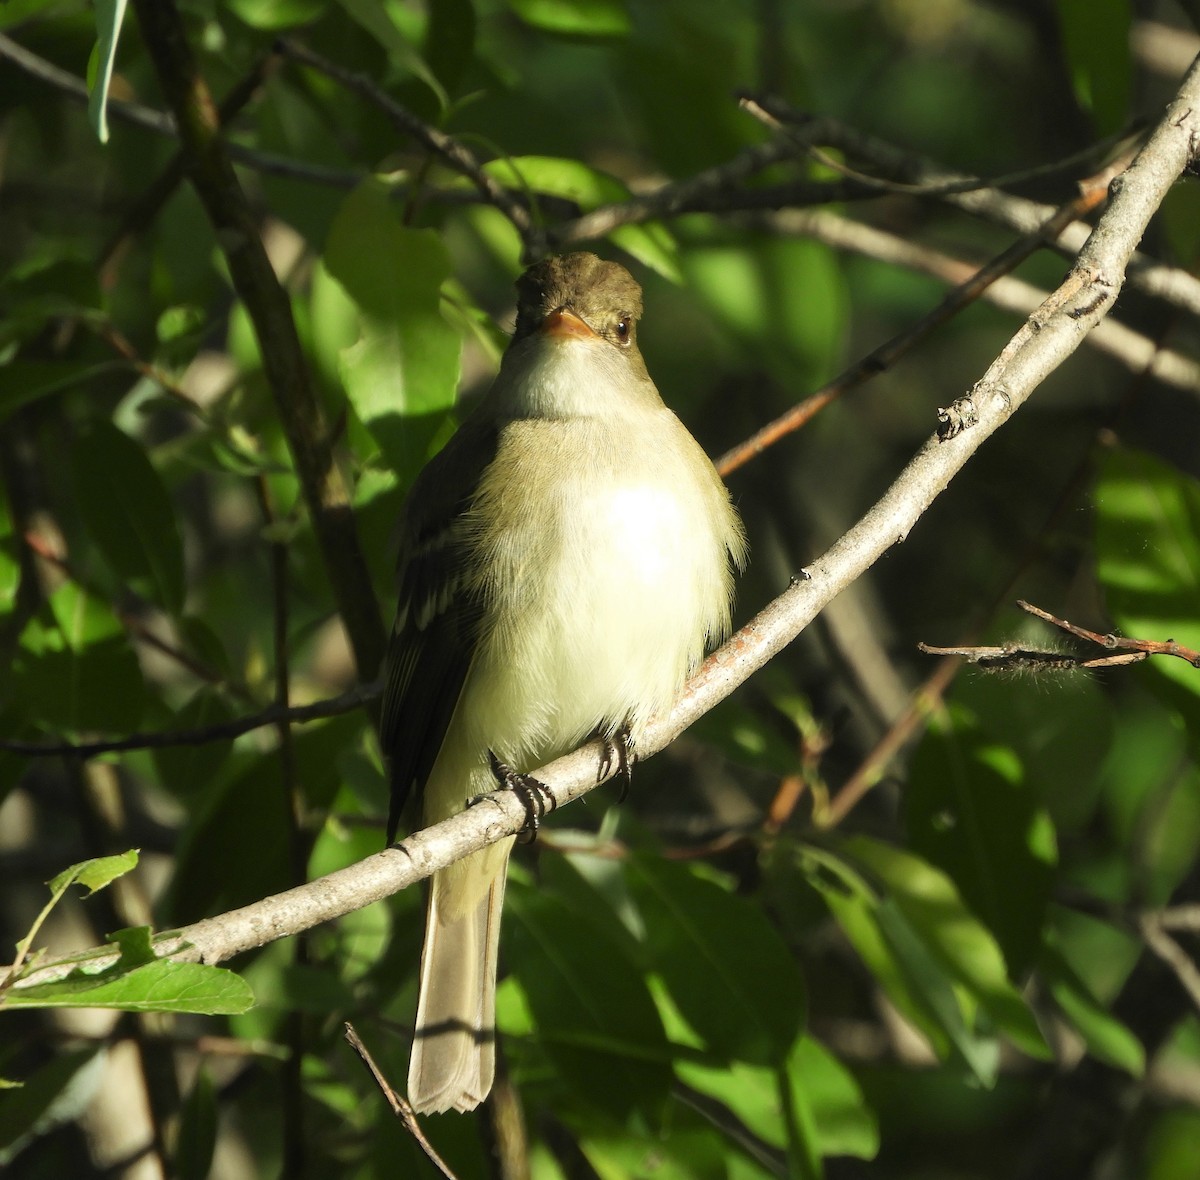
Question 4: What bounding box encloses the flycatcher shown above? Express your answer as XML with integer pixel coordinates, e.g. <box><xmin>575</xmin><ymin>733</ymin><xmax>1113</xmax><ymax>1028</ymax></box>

<box><xmin>381</xmin><ymin>252</ymin><xmax>746</xmax><ymax>1114</ymax></box>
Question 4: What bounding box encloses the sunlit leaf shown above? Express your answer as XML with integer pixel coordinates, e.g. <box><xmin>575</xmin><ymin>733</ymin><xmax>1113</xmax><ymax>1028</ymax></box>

<box><xmin>87</xmin><ymin>0</ymin><xmax>127</xmax><ymax>143</ymax></box>
<box><xmin>627</xmin><ymin>854</ymin><xmax>806</xmax><ymax>1066</ymax></box>
<box><xmin>1041</xmin><ymin>944</ymin><xmax>1144</xmax><ymax>1076</ymax></box>
<box><xmin>5</xmin><ymin>959</ymin><xmax>253</xmax><ymax>1015</ymax></box>
<box><xmin>907</xmin><ymin>709</ymin><xmax>1057</xmax><ymax>974</ymax></box>
<box><xmin>321</xmin><ymin>183</ymin><xmax>461</xmax><ymax>482</ymax></box>
<box><xmin>15</xmin><ymin>584</ymin><xmax>146</xmax><ymax>733</ymax></box>
<box><xmin>509</xmin><ymin>0</ymin><xmax>631</xmax><ymax>37</ymax></box>
<box><xmin>507</xmin><ymin>874</ymin><xmax>672</xmax><ymax>1120</ymax></box>
<box><xmin>1095</xmin><ymin>448</ymin><xmax>1200</xmax><ymax>699</ymax></box>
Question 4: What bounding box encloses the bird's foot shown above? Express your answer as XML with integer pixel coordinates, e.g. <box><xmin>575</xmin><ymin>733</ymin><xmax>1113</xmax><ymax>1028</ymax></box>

<box><xmin>597</xmin><ymin>724</ymin><xmax>635</xmax><ymax>803</ymax></box>
<box><xmin>486</xmin><ymin>750</ymin><xmax>554</xmax><ymax>843</ymax></box>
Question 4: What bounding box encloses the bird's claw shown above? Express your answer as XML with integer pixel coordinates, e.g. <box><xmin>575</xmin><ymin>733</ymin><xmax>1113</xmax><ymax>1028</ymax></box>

<box><xmin>485</xmin><ymin>750</ymin><xmax>554</xmax><ymax>843</ymax></box>
<box><xmin>598</xmin><ymin>725</ymin><xmax>635</xmax><ymax>803</ymax></box>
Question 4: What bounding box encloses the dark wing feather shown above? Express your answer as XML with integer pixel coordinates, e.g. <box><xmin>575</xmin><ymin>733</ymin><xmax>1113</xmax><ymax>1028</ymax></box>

<box><xmin>380</xmin><ymin>417</ymin><xmax>498</xmax><ymax>843</ymax></box>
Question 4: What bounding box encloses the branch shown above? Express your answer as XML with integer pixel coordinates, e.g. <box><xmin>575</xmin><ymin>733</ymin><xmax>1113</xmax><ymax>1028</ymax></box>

<box><xmin>1017</xmin><ymin>599</ymin><xmax>1200</xmax><ymax>667</ymax></box>
<box><xmin>715</xmin><ymin>168</ymin><xmax>1115</xmax><ymax>475</ymax></box>
<box><xmin>0</xmin><ymin>32</ymin><xmax>360</xmax><ymax>189</ymax></box>
<box><xmin>343</xmin><ymin>1023</ymin><xmax>459</xmax><ymax>1179</ymax></box>
<box><xmin>1139</xmin><ymin>911</ymin><xmax>1200</xmax><ymax>1015</ymax></box>
<box><xmin>129</xmin><ymin>1</ymin><xmax>386</xmax><ymax>682</ymax></box>
<box><xmin>755</xmin><ymin>100</ymin><xmax>1200</xmax><ymax>320</ymax></box>
<box><xmin>767</xmin><ymin>208</ymin><xmax>1200</xmax><ymax>397</ymax></box>
<box><xmin>275</xmin><ymin>38</ymin><xmax>544</xmax><ymax>261</ymax></box>
<box><xmin>0</xmin><ymin>684</ymin><xmax>377</xmax><ymax>758</ymax></box>
<box><xmin>10</xmin><ymin>52</ymin><xmax>1200</xmax><ymax>994</ymax></box>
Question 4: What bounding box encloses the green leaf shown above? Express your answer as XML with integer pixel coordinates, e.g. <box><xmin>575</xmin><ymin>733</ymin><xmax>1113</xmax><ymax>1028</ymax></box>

<box><xmin>1041</xmin><ymin>945</ymin><xmax>1144</xmax><ymax>1076</ymax></box>
<box><xmin>906</xmin><ymin>711</ymin><xmax>1057</xmax><ymax>974</ymax></box>
<box><xmin>7</xmin><ymin>921</ymin><xmax>253</xmax><ymax>1013</ymax></box>
<box><xmin>506</xmin><ymin>874</ymin><xmax>672</xmax><ymax>1119</ymax></box>
<box><xmin>10</xmin><ymin>851</ymin><xmax>139</xmax><ymax>982</ymax></box>
<box><xmin>224</xmin><ymin>0</ymin><xmax>327</xmax><ymax>30</ymax></box>
<box><xmin>627</xmin><ymin>854</ymin><xmax>806</xmax><ymax>1066</ymax></box>
<box><xmin>683</xmin><ymin>237</ymin><xmax>848</xmax><ymax>387</ymax></box>
<box><xmin>71</xmin><ymin>420</ymin><xmax>185</xmax><ymax>611</ymax></box>
<box><xmin>803</xmin><ymin>848</ymin><xmax>950</xmax><ymax>1060</ymax></box>
<box><xmin>321</xmin><ymin>183</ymin><xmax>461</xmax><ymax>482</ymax></box>
<box><xmin>874</xmin><ymin>896</ymin><xmax>999</xmax><ymax>1086</ymax></box>
<box><xmin>6</xmin><ymin>959</ymin><xmax>254</xmax><ymax>1015</ymax></box>
<box><xmin>14</xmin><ymin>583</ymin><xmax>147</xmax><ymax>733</ymax></box>
<box><xmin>1055</xmin><ymin>0</ymin><xmax>1132</xmax><ymax>134</ymax></box>
<box><xmin>578</xmin><ymin>1116</ymin><xmax>752</xmax><ymax>1180</ymax></box>
<box><xmin>166</xmin><ymin>714</ymin><xmax>361</xmax><ymax>922</ymax></box>
<box><xmin>678</xmin><ymin>1036</ymin><xmax>878</xmax><ymax>1161</ymax></box>
<box><xmin>88</xmin><ymin>0</ymin><xmax>128</xmax><ymax>144</ymax></box>
<box><xmin>842</xmin><ymin>837</ymin><xmax>1048</xmax><ymax>1062</ymax></box>
<box><xmin>107</xmin><ymin>925</ymin><xmax>157</xmax><ymax>968</ymax></box>
<box><xmin>0</xmin><ymin>361</ymin><xmax>124</xmax><ymax>421</ymax></box>
<box><xmin>334</xmin><ymin>0</ymin><xmax>448</xmax><ymax>108</ymax></box>
<box><xmin>790</xmin><ymin>1037</ymin><xmax>878</xmax><ymax>1160</ymax></box>
<box><xmin>509</xmin><ymin>0</ymin><xmax>631</xmax><ymax>37</ymax></box>
<box><xmin>1095</xmin><ymin>448</ymin><xmax>1200</xmax><ymax>699</ymax></box>
<box><xmin>151</xmin><ymin>688</ymin><xmax>237</xmax><ymax>799</ymax></box>
<box><xmin>481</xmin><ymin>157</ymin><xmax>681</xmax><ymax>281</ymax></box>
<box><xmin>49</xmin><ymin>850</ymin><xmax>140</xmax><ymax>898</ymax></box>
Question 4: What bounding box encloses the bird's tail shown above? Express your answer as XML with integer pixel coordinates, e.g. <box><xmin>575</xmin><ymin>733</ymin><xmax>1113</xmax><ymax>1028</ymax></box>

<box><xmin>407</xmin><ymin>845</ymin><xmax>511</xmax><ymax>1114</ymax></box>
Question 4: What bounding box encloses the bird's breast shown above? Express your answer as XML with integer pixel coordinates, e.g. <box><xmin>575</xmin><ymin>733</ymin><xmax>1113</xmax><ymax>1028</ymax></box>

<box><xmin>462</xmin><ymin>417</ymin><xmax>736</xmax><ymax>766</ymax></box>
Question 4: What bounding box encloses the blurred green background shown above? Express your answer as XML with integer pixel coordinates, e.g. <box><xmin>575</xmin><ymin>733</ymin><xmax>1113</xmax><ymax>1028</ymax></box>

<box><xmin>3</xmin><ymin>1</ymin><xmax>1200</xmax><ymax>1177</ymax></box>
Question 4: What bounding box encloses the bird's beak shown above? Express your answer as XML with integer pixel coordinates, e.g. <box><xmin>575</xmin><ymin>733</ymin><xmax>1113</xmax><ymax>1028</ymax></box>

<box><xmin>541</xmin><ymin>307</ymin><xmax>598</xmax><ymax>340</ymax></box>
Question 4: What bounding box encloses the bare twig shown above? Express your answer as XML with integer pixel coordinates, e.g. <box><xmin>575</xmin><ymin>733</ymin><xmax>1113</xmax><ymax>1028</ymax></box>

<box><xmin>1017</xmin><ymin>599</ymin><xmax>1200</xmax><ymax>667</ymax></box>
<box><xmin>740</xmin><ymin>93</ymin><xmax>1135</xmax><ymax>200</ymax></box>
<box><xmin>768</xmin><ymin>208</ymin><xmax>1200</xmax><ymax>396</ymax></box>
<box><xmin>792</xmin><ymin>106</ymin><xmax>1200</xmax><ymax>320</ymax></box>
<box><xmin>276</xmin><ymin>38</ymin><xmax>543</xmax><ymax>261</ymax></box>
<box><xmin>343</xmin><ymin>1023</ymin><xmax>459</xmax><ymax>1180</ymax></box>
<box><xmin>715</xmin><ymin>166</ymin><xmax>1116</xmax><ymax>475</ymax></box>
<box><xmin>916</xmin><ymin>640</ymin><xmax>1147</xmax><ymax>671</ymax></box>
<box><xmin>0</xmin><ymin>683</ymin><xmax>377</xmax><ymax>758</ymax></box>
<box><xmin>1139</xmin><ymin>912</ymin><xmax>1200</xmax><ymax>1015</ymax></box>
<box><xmin>1156</xmin><ymin>904</ymin><xmax>1200</xmax><ymax>932</ymax></box>
<box><xmin>0</xmin><ymin>32</ymin><xmax>359</xmax><ymax>188</ymax></box>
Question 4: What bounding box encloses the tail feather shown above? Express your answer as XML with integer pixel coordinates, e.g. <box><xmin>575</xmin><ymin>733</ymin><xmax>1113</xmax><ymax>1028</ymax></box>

<box><xmin>408</xmin><ymin>861</ymin><xmax>507</xmax><ymax>1114</ymax></box>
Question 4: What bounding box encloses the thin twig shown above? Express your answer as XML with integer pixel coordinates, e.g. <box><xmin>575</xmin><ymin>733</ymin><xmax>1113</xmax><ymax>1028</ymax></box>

<box><xmin>715</xmin><ymin>165</ymin><xmax>1116</xmax><ymax>475</ymax></box>
<box><xmin>1017</xmin><ymin>599</ymin><xmax>1200</xmax><ymax>667</ymax></box>
<box><xmin>740</xmin><ymin>93</ymin><xmax>1139</xmax><ymax>200</ymax></box>
<box><xmin>276</xmin><ymin>38</ymin><xmax>542</xmax><ymax>260</ymax></box>
<box><xmin>1156</xmin><ymin>904</ymin><xmax>1200</xmax><ymax>932</ymax></box>
<box><xmin>1139</xmin><ymin>912</ymin><xmax>1200</xmax><ymax>1015</ymax></box>
<box><xmin>0</xmin><ymin>32</ymin><xmax>360</xmax><ymax>189</ymax></box>
<box><xmin>343</xmin><ymin>1023</ymin><xmax>459</xmax><ymax>1180</ymax></box>
<box><xmin>0</xmin><ymin>684</ymin><xmax>378</xmax><ymax>757</ymax></box>
<box><xmin>786</xmin><ymin>104</ymin><xmax>1200</xmax><ymax>320</ymax></box>
<box><xmin>767</xmin><ymin>208</ymin><xmax>1200</xmax><ymax>396</ymax></box>
<box><xmin>916</xmin><ymin>640</ymin><xmax>1147</xmax><ymax>670</ymax></box>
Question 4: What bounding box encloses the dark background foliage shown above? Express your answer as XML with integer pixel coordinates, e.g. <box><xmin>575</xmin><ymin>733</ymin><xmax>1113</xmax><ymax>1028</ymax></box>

<box><xmin>3</xmin><ymin>1</ymin><xmax>1200</xmax><ymax>1177</ymax></box>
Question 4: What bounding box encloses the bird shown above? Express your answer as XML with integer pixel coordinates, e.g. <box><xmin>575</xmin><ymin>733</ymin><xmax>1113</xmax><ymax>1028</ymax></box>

<box><xmin>380</xmin><ymin>251</ymin><xmax>747</xmax><ymax>1114</ymax></box>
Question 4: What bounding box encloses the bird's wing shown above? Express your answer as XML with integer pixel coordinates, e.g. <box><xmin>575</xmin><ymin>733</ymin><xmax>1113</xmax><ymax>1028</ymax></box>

<box><xmin>381</xmin><ymin>417</ymin><xmax>499</xmax><ymax>843</ymax></box>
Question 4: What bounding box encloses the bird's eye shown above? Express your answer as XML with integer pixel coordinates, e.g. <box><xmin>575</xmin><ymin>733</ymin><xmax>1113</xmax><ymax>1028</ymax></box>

<box><xmin>615</xmin><ymin>317</ymin><xmax>631</xmax><ymax>344</ymax></box>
